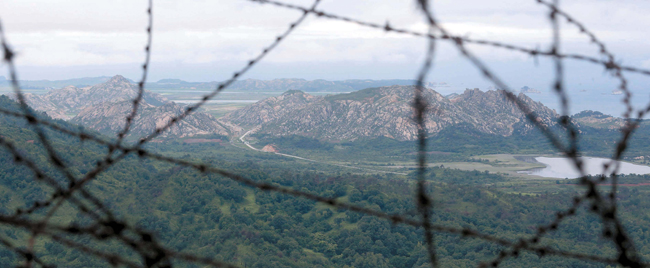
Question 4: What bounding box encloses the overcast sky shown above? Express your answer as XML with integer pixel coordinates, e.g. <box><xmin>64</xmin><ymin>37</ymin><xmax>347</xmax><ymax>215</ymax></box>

<box><xmin>1</xmin><ymin>0</ymin><xmax>650</xmax><ymax>104</ymax></box>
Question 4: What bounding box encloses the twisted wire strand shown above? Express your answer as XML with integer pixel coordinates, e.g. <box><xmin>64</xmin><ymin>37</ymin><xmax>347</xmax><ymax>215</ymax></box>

<box><xmin>0</xmin><ymin>108</ymin><xmax>632</xmax><ymax>267</ymax></box>
<box><xmin>0</xmin><ymin>106</ymin><xmax>640</xmax><ymax>266</ymax></box>
<box><xmin>426</xmin><ymin>0</ymin><xmax>643</xmax><ymax>266</ymax></box>
<box><xmin>535</xmin><ymin>0</ymin><xmax>635</xmax><ymax>221</ymax></box>
<box><xmin>30</xmin><ymin>2</ymin><xmax>156</xmax><ymax>252</ymax></box>
<box><xmin>1</xmin><ymin>19</ymin><xmax>95</xmax><ymax>267</ymax></box>
<box><xmin>412</xmin><ymin>0</ymin><xmax>440</xmax><ymax>266</ymax></box>
<box><xmin>1</xmin><ymin>0</ymin><xmax>650</xmax><ymax>267</ymax></box>
<box><xmin>483</xmin><ymin>1</ymin><xmax>650</xmax><ymax>265</ymax></box>
<box><xmin>0</xmin><ymin>235</ymin><xmax>53</xmax><ymax>268</ymax></box>
<box><xmin>113</xmin><ymin>0</ymin><xmax>154</xmax><ymax>147</ymax></box>
<box><xmin>248</xmin><ymin>0</ymin><xmax>650</xmax><ymax>76</ymax></box>
<box><xmin>52</xmin><ymin>0</ymin><xmax>324</xmax><ymax>215</ymax></box>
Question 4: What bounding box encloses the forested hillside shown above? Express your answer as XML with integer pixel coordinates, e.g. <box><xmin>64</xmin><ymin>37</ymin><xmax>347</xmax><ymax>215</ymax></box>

<box><xmin>3</xmin><ymin>96</ymin><xmax>650</xmax><ymax>267</ymax></box>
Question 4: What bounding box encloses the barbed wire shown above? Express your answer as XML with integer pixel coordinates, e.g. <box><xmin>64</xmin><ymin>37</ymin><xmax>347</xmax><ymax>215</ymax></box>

<box><xmin>113</xmin><ymin>0</ymin><xmax>154</xmax><ymax>150</ymax></box>
<box><xmin>248</xmin><ymin>0</ymin><xmax>650</xmax><ymax>77</ymax></box>
<box><xmin>22</xmin><ymin>1</ymin><xmax>156</xmax><ymax>249</ymax></box>
<box><xmin>414</xmin><ymin>0</ymin><xmax>439</xmax><ymax>266</ymax></box>
<box><xmin>417</xmin><ymin>0</ymin><xmax>644</xmax><ymax>265</ymax></box>
<box><xmin>0</xmin><ymin>105</ymin><xmax>643</xmax><ymax>266</ymax></box>
<box><xmin>1</xmin><ymin>0</ymin><xmax>650</xmax><ymax>267</ymax></box>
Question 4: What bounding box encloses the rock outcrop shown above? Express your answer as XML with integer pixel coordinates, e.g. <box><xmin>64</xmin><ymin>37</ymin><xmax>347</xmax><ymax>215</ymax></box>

<box><xmin>14</xmin><ymin>75</ymin><xmax>239</xmax><ymax>138</ymax></box>
<box><xmin>71</xmin><ymin>101</ymin><xmax>239</xmax><ymax>138</ymax></box>
<box><xmin>15</xmin><ymin>75</ymin><xmax>167</xmax><ymax>119</ymax></box>
<box><xmin>223</xmin><ymin>86</ymin><xmax>558</xmax><ymax>141</ymax></box>
<box><xmin>571</xmin><ymin>110</ymin><xmax>625</xmax><ymax>129</ymax></box>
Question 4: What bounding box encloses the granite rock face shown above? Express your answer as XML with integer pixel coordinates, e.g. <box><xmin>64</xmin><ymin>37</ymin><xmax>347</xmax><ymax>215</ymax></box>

<box><xmin>450</xmin><ymin>88</ymin><xmax>557</xmax><ymax>137</ymax></box>
<box><xmin>223</xmin><ymin>86</ymin><xmax>558</xmax><ymax>141</ymax></box>
<box><xmin>17</xmin><ymin>75</ymin><xmax>167</xmax><ymax>119</ymax></box>
<box><xmin>71</xmin><ymin>101</ymin><xmax>239</xmax><ymax>138</ymax></box>
<box><xmin>13</xmin><ymin>78</ymin><xmax>561</xmax><ymax>141</ymax></box>
<box><xmin>571</xmin><ymin>110</ymin><xmax>626</xmax><ymax>130</ymax></box>
<box><xmin>15</xmin><ymin>75</ymin><xmax>239</xmax><ymax>138</ymax></box>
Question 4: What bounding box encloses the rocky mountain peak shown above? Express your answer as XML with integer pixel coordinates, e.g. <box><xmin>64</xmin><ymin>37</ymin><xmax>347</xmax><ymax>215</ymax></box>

<box><xmin>106</xmin><ymin>75</ymin><xmax>131</xmax><ymax>85</ymax></box>
<box><xmin>455</xmin><ymin>88</ymin><xmax>504</xmax><ymax>101</ymax></box>
<box><xmin>61</xmin><ymin>85</ymin><xmax>78</xmax><ymax>90</ymax></box>
<box><xmin>223</xmin><ymin>85</ymin><xmax>560</xmax><ymax>141</ymax></box>
<box><xmin>71</xmin><ymin>100</ymin><xmax>240</xmax><ymax>138</ymax></box>
<box><xmin>571</xmin><ymin>110</ymin><xmax>624</xmax><ymax>129</ymax></box>
<box><xmin>463</xmin><ymin>87</ymin><xmax>482</xmax><ymax>94</ymax></box>
<box><xmin>11</xmin><ymin>74</ymin><xmax>168</xmax><ymax>119</ymax></box>
<box><xmin>14</xmin><ymin>73</ymin><xmax>239</xmax><ymax>138</ymax></box>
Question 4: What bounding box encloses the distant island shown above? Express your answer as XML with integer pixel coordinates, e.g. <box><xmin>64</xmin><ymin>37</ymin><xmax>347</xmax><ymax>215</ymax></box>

<box><xmin>520</xmin><ymin>86</ymin><xmax>541</xmax><ymax>94</ymax></box>
<box><xmin>0</xmin><ymin>76</ymin><xmax>450</xmax><ymax>92</ymax></box>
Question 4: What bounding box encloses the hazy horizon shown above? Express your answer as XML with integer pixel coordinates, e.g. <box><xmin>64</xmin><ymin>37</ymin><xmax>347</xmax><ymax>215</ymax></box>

<box><xmin>1</xmin><ymin>73</ymin><xmax>645</xmax><ymax>117</ymax></box>
<box><xmin>2</xmin><ymin>2</ymin><xmax>650</xmax><ymax>267</ymax></box>
<box><xmin>2</xmin><ymin>0</ymin><xmax>650</xmax><ymax>95</ymax></box>
<box><xmin>2</xmin><ymin>0</ymin><xmax>650</xmax><ymax>116</ymax></box>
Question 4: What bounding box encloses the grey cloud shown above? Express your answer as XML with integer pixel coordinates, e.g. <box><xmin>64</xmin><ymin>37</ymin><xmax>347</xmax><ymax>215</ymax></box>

<box><xmin>0</xmin><ymin>0</ymin><xmax>649</xmax><ymax>92</ymax></box>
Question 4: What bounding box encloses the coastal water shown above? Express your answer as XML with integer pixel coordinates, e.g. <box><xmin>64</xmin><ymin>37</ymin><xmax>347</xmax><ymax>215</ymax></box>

<box><xmin>518</xmin><ymin>157</ymin><xmax>650</xmax><ymax>179</ymax></box>
<box><xmin>173</xmin><ymin>100</ymin><xmax>259</xmax><ymax>104</ymax></box>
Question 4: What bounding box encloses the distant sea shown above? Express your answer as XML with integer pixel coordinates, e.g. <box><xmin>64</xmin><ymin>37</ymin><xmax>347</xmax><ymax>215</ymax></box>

<box><xmin>3</xmin><ymin>85</ymin><xmax>646</xmax><ymax>118</ymax></box>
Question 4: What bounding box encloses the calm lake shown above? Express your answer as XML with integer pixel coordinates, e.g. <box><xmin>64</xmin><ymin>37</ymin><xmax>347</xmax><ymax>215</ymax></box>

<box><xmin>518</xmin><ymin>157</ymin><xmax>650</xmax><ymax>179</ymax></box>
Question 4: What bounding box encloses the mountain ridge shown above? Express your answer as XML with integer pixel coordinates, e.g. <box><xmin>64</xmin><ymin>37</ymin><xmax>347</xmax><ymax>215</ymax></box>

<box><xmin>12</xmin><ymin>75</ymin><xmax>167</xmax><ymax>120</ymax></box>
<box><xmin>9</xmin><ymin>75</ymin><xmax>240</xmax><ymax>138</ymax></box>
<box><xmin>3</xmin><ymin>76</ymin><xmax>626</xmax><ymax>142</ymax></box>
<box><xmin>223</xmin><ymin>86</ymin><xmax>559</xmax><ymax>141</ymax></box>
<box><xmin>2</xmin><ymin>76</ymin><xmax>445</xmax><ymax>92</ymax></box>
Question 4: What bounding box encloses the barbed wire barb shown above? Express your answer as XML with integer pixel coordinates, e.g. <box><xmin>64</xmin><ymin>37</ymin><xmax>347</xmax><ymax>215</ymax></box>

<box><xmin>1</xmin><ymin>0</ymin><xmax>650</xmax><ymax>267</ymax></box>
<box><xmin>414</xmin><ymin>0</ymin><xmax>439</xmax><ymax>266</ymax></box>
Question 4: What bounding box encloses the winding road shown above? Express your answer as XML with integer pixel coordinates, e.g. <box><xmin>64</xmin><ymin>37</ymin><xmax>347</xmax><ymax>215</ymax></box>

<box><xmin>237</xmin><ymin>128</ymin><xmax>407</xmax><ymax>175</ymax></box>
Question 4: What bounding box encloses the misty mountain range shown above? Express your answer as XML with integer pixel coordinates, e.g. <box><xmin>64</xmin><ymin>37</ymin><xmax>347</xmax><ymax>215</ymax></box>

<box><xmin>223</xmin><ymin>87</ymin><xmax>557</xmax><ymax>141</ymax></box>
<box><xmin>7</xmin><ymin>76</ymin><xmax>239</xmax><ymax>138</ymax></box>
<box><xmin>0</xmin><ymin>75</ymin><xmax>446</xmax><ymax>92</ymax></box>
<box><xmin>1</xmin><ymin>75</ymin><xmax>625</xmax><ymax>141</ymax></box>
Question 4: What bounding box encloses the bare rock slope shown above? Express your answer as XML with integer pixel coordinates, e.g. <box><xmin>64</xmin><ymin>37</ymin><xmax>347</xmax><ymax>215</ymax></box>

<box><xmin>18</xmin><ymin>75</ymin><xmax>167</xmax><ymax>119</ymax></box>
<box><xmin>223</xmin><ymin>86</ymin><xmax>558</xmax><ymax>141</ymax></box>
<box><xmin>72</xmin><ymin>101</ymin><xmax>239</xmax><ymax>138</ymax></box>
<box><xmin>17</xmin><ymin>75</ymin><xmax>238</xmax><ymax>138</ymax></box>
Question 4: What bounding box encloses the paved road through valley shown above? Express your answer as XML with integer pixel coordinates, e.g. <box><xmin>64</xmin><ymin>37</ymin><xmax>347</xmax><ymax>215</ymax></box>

<box><xmin>238</xmin><ymin>129</ymin><xmax>407</xmax><ymax>175</ymax></box>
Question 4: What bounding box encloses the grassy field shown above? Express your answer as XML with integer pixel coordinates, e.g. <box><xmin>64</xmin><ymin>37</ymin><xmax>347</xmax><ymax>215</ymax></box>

<box><xmin>227</xmin><ymin>136</ymin><xmax>560</xmax><ymax>179</ymax></box>
<box><xmin>343</xmin><ymin>154</ymin><xmax>551</xmax><ymax>179</ymax></box>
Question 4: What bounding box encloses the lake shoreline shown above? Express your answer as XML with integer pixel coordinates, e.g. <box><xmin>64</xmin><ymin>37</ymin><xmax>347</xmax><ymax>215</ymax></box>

<box><xmin>517</xmin><ymin>156</ymin><xmax>650</xmax><ymax>179</ymax></box>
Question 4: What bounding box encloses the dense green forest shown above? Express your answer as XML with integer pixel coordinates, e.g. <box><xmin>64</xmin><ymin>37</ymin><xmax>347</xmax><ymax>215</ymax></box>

<box><xmin>253</xmin><ymin>119</ymin><xmax>650</xmax><ymax>164</ymax></box>
<box><xmin>2</xmin><ymin>95</ymin><xmax>650</xmax><ymax>267</ymax></box>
